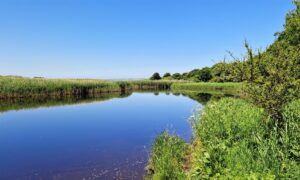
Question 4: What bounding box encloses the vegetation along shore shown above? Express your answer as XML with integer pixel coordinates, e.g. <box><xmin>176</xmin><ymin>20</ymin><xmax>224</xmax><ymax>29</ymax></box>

<box><xmin>146</xmin><ymin>1</ymin><xmax>299</xmax><ymax>179</ymax></box>
<box><xmin>0</xmin><ymin>76</ymin><xmax>242</xmax><ymax>99</ymax></box>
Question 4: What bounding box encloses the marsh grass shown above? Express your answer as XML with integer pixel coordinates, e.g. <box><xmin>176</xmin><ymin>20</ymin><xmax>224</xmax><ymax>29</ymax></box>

<box><xmin>0</xmin><ymin>76</ymin><xmax>241</xmax><ymax>99</ymax></box>
<box><xmin>0</xmin><ymin>76</ymin><xmax>121</xmax><ymax>98</ymax></box>
<box><xmin>0</xmin><ymin>77</ymin><xmax>172</xmax><ymax>98</ymax></box>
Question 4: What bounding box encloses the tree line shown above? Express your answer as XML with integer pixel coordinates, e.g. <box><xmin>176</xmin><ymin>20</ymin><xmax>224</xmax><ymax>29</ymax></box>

<box><xmin>151</xmin><ymin>0</ymin><xmax>300</xmax><ymax>123</ymax></box>
<box><xmin>150</xmin><ymin>0</ymin><xmax>299</xmax><ymax>86</ymax></box>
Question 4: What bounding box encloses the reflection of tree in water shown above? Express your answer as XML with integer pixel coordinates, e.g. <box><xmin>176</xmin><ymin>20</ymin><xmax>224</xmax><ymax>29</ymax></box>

<box><xmin>1</xmin><ymin>91</ymin><xmax>237</xmax><ymax>113</ymax></box>
<box><xmin>182</xmin><ymin>92</ymin><xmax>234</xmax><ymax>105</ymax></box>
<box><xmin>173</xmin><ymin>93</ymin><xmax>181</xmax><ymax>96</ymax></box>
<box><xmin>0</xmin><ymin>92</ymin><xmax>132</xmax><ymax>113</ymax></box>
<box><xmin>195</xmin><ymin>93</ymin><xmax>212</xmax><ymax>103</ymax></box>
<box><xmin>181</xmin><ymin>92</ymin><xmax>211</xmax><ymax>104</ymax></box>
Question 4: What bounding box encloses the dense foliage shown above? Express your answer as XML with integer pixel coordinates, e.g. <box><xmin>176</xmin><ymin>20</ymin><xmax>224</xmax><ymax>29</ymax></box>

<box><xmin>245</xmin><ymin>1</ymin><xmax>300</xmax><ymax>121</ymax></box>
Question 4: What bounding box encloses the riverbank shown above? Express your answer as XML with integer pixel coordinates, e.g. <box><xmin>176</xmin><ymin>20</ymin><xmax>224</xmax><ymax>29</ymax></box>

<box><xmin>146</xmin><ymin>98</ymin><xmax>300</xmax><ymax>179</ymax></box>
<box><xmin>0</xmin><ymin>76</ymin><xmax>242</xmax><ymax>99</ymax></box>
<box><xmin>171</xmin><ymin>82</ymin><xmax>243</xmax><ymax>95</ymax></box>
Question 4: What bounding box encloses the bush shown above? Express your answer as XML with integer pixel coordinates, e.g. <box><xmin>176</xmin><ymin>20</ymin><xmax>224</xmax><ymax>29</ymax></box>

<box><xmin>245</xmin><ymin>1</ymin><xmax>300</xmax><ymax>122</ymax></box>
<box><xmin>198</xmin><ymin>67</ymin><xmax>212</xmax><ymax>82</ymax></box>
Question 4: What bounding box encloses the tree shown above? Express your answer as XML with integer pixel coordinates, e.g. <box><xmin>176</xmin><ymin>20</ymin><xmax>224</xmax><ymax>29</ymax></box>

<box><xmin>150</xmin><ymin>72</ymin><xmax>161</xmax><ymax>80</ymax></box>
<box><xmin>198</xmin><ymin>67</ymin><xmax>212</xmax><ymax>82</ymax></box>
<box><xmin>163</xmin><ymin>73</ymin><xmax>171</xmax><ymax>78</ymax></box>
<box><xmin>172</xmin><ymin>73</ymin><xmax>182</xmax><ymax>80</ymax></box>
<box><xmin>246</xmin><ymin>1</ymin><xmax>300</xmax><ymax>123</ymax></box>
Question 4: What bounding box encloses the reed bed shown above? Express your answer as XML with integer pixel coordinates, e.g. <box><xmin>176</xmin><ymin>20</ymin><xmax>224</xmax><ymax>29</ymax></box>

<box><xmin>0</xmin><ymin>77</ymin><xmax>174</xmax><ymax>98</ymax></box>
<box><xmin>0</xmin><ymin>76</ymin><xmax>241</xmax><ymax>99</ymax></box>
<box><xmin>0</xmin><ymin>76</ymin><xmax>121</xmax><ymax>98</ymax></box>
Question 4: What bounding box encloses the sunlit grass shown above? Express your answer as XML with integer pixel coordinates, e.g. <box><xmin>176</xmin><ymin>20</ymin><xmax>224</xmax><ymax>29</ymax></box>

<box><xmin>147</xmin><ymin>98</ymin><xmax>300</xmax><ymax>179</ymax></box>
<box><xmin>171</xmin><ymin>82</ymin><xmax>243</xmax><ymax>95</ymax></box>
<box><xmin>0</xmin><ymin>76</ymin><xmax>241</xmax><ymax>98</ymax></box>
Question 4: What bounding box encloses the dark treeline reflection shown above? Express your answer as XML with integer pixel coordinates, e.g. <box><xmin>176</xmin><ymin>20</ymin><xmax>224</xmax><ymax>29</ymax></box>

<box><xmin>181</xmin><ymin>92</ymin><xmax>235</xmax><ymax>105</ymax></box>
<box><xmin>0</xmin><ymin>91</ymin><xmax>235</xmax><ymax>113</ymax></box>
<box><xmin>0</xmin><ymin>92</ymin><xmax>132</xmax><ymax>113</ymax></box>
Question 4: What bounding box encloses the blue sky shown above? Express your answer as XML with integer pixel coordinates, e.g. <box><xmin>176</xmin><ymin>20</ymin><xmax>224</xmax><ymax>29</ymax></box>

<box><xmin>0</xmin><ymin>0</ymin><xmax>294</xmax><ymax>79</ymax></box>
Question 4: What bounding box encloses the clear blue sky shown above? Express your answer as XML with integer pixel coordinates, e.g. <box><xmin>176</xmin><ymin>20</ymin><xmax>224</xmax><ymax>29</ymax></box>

<box><xmin>0</xmin><ymin>0</ymin><xmax>294</xmax><ymax>79</ymax></box>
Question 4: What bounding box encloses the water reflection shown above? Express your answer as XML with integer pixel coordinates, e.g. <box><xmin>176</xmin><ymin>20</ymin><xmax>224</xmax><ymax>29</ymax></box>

<box><xmin>0</xmin><ymin>91</ymin><xmax>221</xmax><ymax>113</ymax></box>
<box><xmin>0</xmin><ymin>91</ymin><xmax>231</xmax><ymax>179</ymax></box>
<box><xmin>0</xmin><ymin>92</ymin><xmax>199</xmax><ymax>179</ymax></box>
<box><xmin>0</xmin><ymin>92</ymin><xmax>131</xmax><ymax>113</ymax></box>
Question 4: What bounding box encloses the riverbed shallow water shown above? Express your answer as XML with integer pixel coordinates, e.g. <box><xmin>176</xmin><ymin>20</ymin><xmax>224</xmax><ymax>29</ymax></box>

<box><xmin>0</xmin><ymin>92</ymin><xmax>215</xmax><ymax>179</ymax></box>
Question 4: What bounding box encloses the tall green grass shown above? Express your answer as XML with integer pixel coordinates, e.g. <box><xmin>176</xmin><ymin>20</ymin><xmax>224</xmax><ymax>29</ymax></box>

<box><xmin>125</xmin><ymin>80</ymin><xmax>174</xmax><ymax>90</ymax></box>
<box><xmin>0</xmin><ymin>77</ymin><xmax>172</xmax><ymax>98</ymax></box>
<box><xmin>146</xmin><ymin>132</ymin><xmax>188</xmax><ymax>179</ymax></box>
<box><xmin>0</xmin><ymin>76</ymin><xmax>242</xmax><ymax>98</ymax></box>
<box><xmin>0</xmin><ymin>76</ymin><xmax>120</xmax><ymax>98</ymax></box>
<box><xmin>147</xmin><ymin>98</ymin><xmax>300</xmax><ymax>179</ymax></box>
<box><xmin>171</xmin><ymin>82</ymin><xmax>243</xmax><ymax>95</ymax></box>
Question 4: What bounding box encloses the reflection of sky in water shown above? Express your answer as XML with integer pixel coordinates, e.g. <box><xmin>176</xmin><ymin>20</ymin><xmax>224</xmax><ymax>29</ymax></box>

<box><xmin>0</xmin><ymin>92</ymin><xmax>201</xmax><ymax>179</ymax></box>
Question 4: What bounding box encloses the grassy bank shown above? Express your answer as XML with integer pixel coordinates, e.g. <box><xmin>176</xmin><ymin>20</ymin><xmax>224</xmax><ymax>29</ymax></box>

<box><xmin>147</xmin><ymin>98</ymin><xmax>300</xmax><ymax>179</ymax></box>
<box><xmin>0</xmin><ymin>76</ymin><xmax>120</xmax><ymax>98</ymax></box>
<box><xmin>0</xmin><ymin>76</ymin><xmax>241</xmax><ymax>99</ymax></box>
<box><xmin>171</xmin><ymin>82</ymin><xmax>243</xmax><ymax>95</ymax></box>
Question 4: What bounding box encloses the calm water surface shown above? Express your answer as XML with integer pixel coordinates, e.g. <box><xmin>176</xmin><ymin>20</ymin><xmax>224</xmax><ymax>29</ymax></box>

<box><xmin>0</xmin><ymin>92</ymin><xmax>204</xmax><ymax>180</ymax></box>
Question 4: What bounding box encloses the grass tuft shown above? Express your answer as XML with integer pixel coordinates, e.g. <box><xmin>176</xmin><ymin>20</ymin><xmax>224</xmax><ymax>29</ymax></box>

<box><xmin>146</xmin><ymin>132</ymin><xmax>187</xmax><ymax>180</ymax></box>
